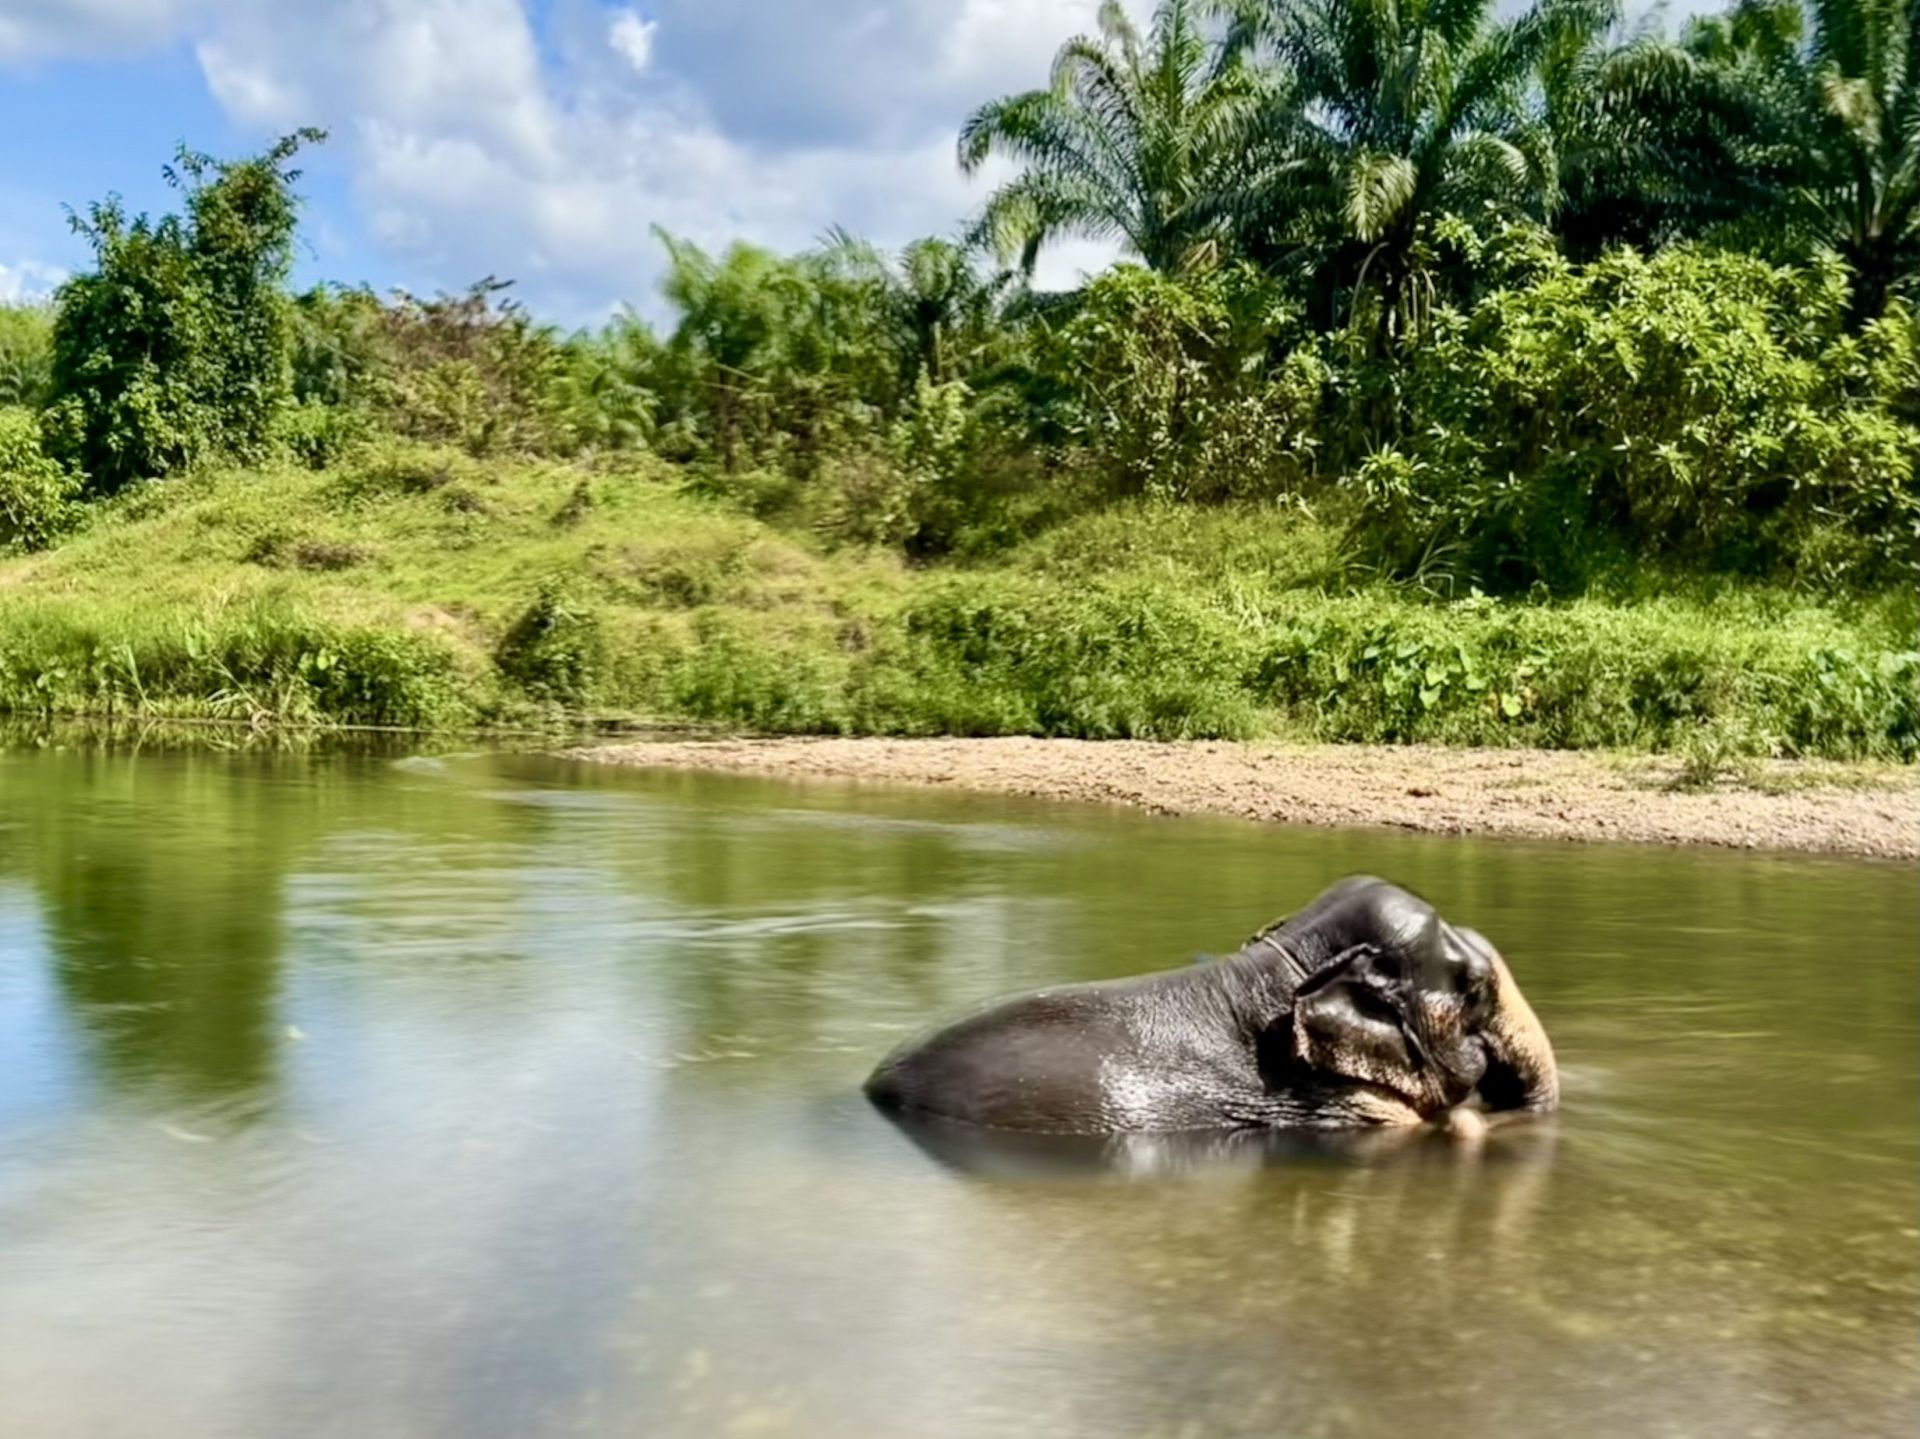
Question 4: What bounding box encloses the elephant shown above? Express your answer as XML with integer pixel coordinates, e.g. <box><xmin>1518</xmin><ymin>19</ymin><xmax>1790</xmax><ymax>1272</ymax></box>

<box><xmin>864</xmin><ymin>875</ymin><xmax>1557</xmax><ymax>1135</ymax></box>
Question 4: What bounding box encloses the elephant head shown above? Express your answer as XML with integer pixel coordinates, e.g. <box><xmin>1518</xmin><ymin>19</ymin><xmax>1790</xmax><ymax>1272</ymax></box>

<box><xmin>1274</xmin><ymin>879</ymin><xmax>1558</xmax><ymax>1121</ymax></box>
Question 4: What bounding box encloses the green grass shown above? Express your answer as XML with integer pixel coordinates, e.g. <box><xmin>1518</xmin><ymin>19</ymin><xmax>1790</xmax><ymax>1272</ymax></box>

<box><xmin>0</xmin><ymin>444</ymin><xmax>1913</xmax><ymax>759</ymax></box>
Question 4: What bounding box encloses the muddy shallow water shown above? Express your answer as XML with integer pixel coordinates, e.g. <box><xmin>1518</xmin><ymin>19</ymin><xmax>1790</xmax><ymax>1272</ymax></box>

<box><xmin>0</xmin><ymin>748</ymin><xmax>1913</xmax><ymax>1438</ymax></box>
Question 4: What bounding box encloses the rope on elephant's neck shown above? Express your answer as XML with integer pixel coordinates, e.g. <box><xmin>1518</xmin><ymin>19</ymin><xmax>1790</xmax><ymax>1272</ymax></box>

<box><xmin>1251</xmin><ymin>931</ymin><xmax>1308</xmax><ymax>986</ymax></box>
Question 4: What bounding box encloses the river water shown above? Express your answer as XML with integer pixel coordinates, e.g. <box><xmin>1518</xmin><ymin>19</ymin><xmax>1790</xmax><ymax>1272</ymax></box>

<box><xmin>0</xmin><ymin>746</ymin><xmax>1913</xmax><ymax>1439</ymax></box>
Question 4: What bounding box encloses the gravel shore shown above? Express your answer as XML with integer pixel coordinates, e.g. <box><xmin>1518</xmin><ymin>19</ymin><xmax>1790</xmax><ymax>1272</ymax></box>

<box><xmin>571</xmin><ymin>737</ymin><xmax>1917</xmax><ymax>861</ymax></box>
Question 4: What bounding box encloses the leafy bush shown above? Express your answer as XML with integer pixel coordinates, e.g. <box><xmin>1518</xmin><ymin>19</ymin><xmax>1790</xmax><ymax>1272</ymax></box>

<box><xmin>0</xmin><ymin>305</ymin><xmax>54</xmax><ymax>408</ymax></box>
<box><xmin>242</xmin><ymin>531</ymin><xmax>373</xmax><ymax>571</ymax></box>
<box><xmin>323</xmin><ymin>437</ymin><xmax>483</xmax><ymax>503</ymax></box>
<box><xmin>48</xmin><ymin>132</ymin><xmax>321</xmax><ymax>492</ymax></box>
<box><xmin>1042</xmin><ymin>264</ymin><xmax>1325</xmax><ymax>501</ymax></box>
<box><xmin>288</xmin><ymin>283</ymin><xmax>384</xmax><ymax>409</ymax></box>
<box><xmin>275</xmin><ymin>397</ymin><xmax>370</xmax><ymax>470</ymax></box>
<box><xmin>665</xmin><ymin>612</ymin><xmax>851</xmax><ymax>732</ymax></box>
<box><xmin>853</xmin><ymin>573</ymin><xmax>1267</xmax><ymax>739</ymax></box>
<box><xmin>808</xmin><ymin>373</ymin><xmax>978</xmax><ymax>550</ymax></box>
<box><xmin>0</xmin><ymin>406</ymin><xmax>81</xmax><ymax>551</ymax></box>
<box><xmin>652</xmin><ymin>233</ymin><xmax>892</xmax><ymax>475</ymax></box>
<box><xmin>550</xmin><ymin>316</ymin><xmax>657</xmax><ymax>454</ymax></box>
<box><xmin>292</xmin><ymin>279</ymin><xmax>601</xmax><ymax>461</ymax></box>
<box><xmin>495</xmin><ymin>582</ymin><xmax>604</xmax><ymax>705</ymax></box>
<box><xmin>1345</xmin><ymin>248</ymin><xmax>1920</xmax><ymax>591</ymax></box>
<box><xmin>1240</xmin><ymin>591</ymin><xmax>1917</xmax><ymax>757</ymax></box>
<box><xmin>370</xmin><ymin>280</ymin><xmax>571</xmax><ymax>457</ymax></box>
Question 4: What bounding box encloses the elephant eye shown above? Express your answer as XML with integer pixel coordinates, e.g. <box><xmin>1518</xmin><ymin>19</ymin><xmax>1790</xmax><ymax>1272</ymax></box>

<box><xmin>1349</xmin><ymin>985</ymin><xmax>1402</xmax><ymax>1026</ymax></box>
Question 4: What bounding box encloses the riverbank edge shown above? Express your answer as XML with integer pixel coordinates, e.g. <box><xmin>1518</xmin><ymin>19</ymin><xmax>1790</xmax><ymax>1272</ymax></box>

<box><xmin>567</xmin><ymin>736</ymin><xmax>1919</xmax><ymax>860</ymax></box>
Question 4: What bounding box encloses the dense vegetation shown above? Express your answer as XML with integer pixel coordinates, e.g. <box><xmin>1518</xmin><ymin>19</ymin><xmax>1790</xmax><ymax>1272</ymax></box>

<box><xmin>0</xmin><ymin>0</ymin><xmax>1913</xmax><ymax>758</ymax></box>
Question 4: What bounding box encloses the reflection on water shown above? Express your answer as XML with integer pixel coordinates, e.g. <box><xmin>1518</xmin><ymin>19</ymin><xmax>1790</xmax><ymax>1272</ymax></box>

<box><xmin>0</xmin><ymin>746</ymin><xmax>1913</xmax><ymax>1439</ymax></box>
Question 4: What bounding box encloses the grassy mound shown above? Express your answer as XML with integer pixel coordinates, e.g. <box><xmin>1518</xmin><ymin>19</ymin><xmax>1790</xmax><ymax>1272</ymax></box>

<box><xmin>0</xmin><ymin>447</ymin><xmax>1912</xmax><ymax>758</ymax></box>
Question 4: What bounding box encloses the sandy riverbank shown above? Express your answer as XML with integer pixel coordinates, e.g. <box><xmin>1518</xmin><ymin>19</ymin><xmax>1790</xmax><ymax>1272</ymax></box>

<box><xmin>570</xmin><ymin>737</ymin><xmax>1917</xmax><ymax>860</ymax></box>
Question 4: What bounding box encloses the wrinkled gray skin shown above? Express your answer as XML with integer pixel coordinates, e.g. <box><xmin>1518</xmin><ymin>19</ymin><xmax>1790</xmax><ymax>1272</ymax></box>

<box><xmin>865</xmin><ymin>876</ymin><xmax>1558</xmax><ymax>1134</ymax></box>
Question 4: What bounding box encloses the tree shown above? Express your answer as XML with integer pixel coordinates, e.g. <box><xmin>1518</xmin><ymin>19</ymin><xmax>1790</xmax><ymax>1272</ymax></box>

<box><xmin>1797</xmin><ymin>0</ymin><xmax>1919</xmax><ymax>319</ymax></box>
<box><xmin>1545</xmin><ymin>0</ymin><xmax>1797</xmax><ymax>257</ymax></box>
<box><xmin>0</xmin><ymin>405</ymin><xmax>80</xmax><ymax>552</ymax></box>
<box><xmin>890</xmin><ymin>238</ymin><xmax>1001</xmax><ymax>384</ymax></box>
<box><xmin>1579</xmin><ymin>0</ymin><xmax>1917</xmax><ymax>321</ymax></box>
<box><xmin>654</xmin><ymin>231</ymin><xmax>902</xmax><ymax>472</ymax></box>
<box><xmin>1220</xmin><ymin>0</ymin><xmax>1609</xmax><ymax>345</ymax></box>
<box><xmin>48</xmin><ymin>130</ymin><xmax>323</xmax><ymax>491</ymax></box>
<box><xmin>817</xmin><ymin>230</ymin><xmax>1007</xmax><ymax>386</ymax></box>
<box><xmin>958</xmin><ymin>0</ymin><xmax>1272</xmax><ymax>274</ymax></box>
<box><xmin>0</xmin><ymin>304</ymin><xmax>54</xmax><ymax>408</ymax></box>
<box><xmin>371</xmin><ymin>278</ymin><xmax>570</xmax><ymax>455</ymax></box>
<box><xmin>553</xmin><ymin>312</ymin><xmax>658</xmax><ymax>455</ymax></box>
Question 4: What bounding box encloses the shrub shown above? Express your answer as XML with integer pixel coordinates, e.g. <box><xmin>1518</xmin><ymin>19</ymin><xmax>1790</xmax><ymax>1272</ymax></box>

<box><xmin>324</xmin><ymin>437</ymin><xmax>483</xmax><ymax>503</ymax></box>
<box><xmin>242</xmin><ymin>532</ymin><xmax>373</xmax><ymax>571</ymax></box>
<box><xmin>0</xmin><ymin>406</ymin><xmax>81</xmax><ymax>551</ymax></box>
<box><xmin>666</xmin><ymin>612</ymin><xmax>851</xmax><ymax>732</ymax></box>
<box><xmin>496</xmin><ymin>582</ymin><xmax>604</xmax><ymax>706</ymax></box>
<box><xmin>370</xmin><ymin>281</ymin><xmax>584</xmax><ymax>457</ymax></box>
<box><xmin>0</xmin><ymin>304</ymin><xmax>54</xmax><ymax>408</ymax></box>
<box><xmin>653</xmin><ymin>234</ymin><xmax>893</xmax><ymax>475</ymax></box>
<box><xmin>1042</xmin><ymin>264</ymin><xmax>1325</xmax><ymax>502</ymax></box>
<box><xmin>1240</xmin><ymin>591</ymin><xmax>1918</xmax><ymax>757</ymax></box>
<box><xmin>812</xmin><ymin>450</ymin><xmax>924</xmax><ymax>549</ymax></box>
<box><xmin>288</xmin><ymin>283</ymin><xmax>384</xmax><ymax>410</ymax></box>
<box><xmin>275</xmin><ymin>397</ymin><xmax>370</xmax><ymax>470</ymax></box>
<box><xmin>550</xmin><ymin>320</ymin><xmax>656</xmax><ymax>454</ymax></box>
<box><xmin>1343</xmin><ymin>248</ymin><xmax>1920</xmax><ymax>592</ymax></box>
<box><xmin>853</xmin><ymin>574</ymin><xmax>1267</xmax><ymax>739</ymax></box>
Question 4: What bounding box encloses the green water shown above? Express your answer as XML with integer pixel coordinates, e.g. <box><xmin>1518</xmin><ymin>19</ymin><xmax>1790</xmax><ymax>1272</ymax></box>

<box><xmin>0</xmin><ymin>747</ymin><xmax>1913</xmax><ymax>1439</ymax></box>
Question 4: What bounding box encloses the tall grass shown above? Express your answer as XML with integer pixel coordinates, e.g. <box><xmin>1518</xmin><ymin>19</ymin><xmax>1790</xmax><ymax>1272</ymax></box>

<box><xmin>0</xmin><ymin>598</ymin><xmax>470</xmax><ymax>728</ymax></box>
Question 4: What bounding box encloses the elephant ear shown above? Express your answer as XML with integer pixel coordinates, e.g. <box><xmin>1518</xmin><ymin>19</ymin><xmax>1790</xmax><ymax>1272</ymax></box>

<box><xmin>1286</xmin><ymin>945</ymin><xmax>1441</xmax><ymax>1111</ymax></box>
<box><xmin>1474</xmin><ymin>952</ymin><xmax>1558</xmax><ymax>1113</ymax></box>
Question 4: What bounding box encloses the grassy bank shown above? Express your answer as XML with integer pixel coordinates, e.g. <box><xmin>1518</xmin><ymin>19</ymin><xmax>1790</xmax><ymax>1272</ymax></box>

<box><xmin>0</xmin><ymin>445</ymin><xmax>1913</xmax><ymax>759</ymax></box>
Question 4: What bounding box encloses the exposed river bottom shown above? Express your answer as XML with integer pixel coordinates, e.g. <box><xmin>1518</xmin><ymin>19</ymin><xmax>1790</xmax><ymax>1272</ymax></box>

<box><xmin>577</xmin><ymin>735</ymin><xmax>1920</xmax><ymax>858</ymax></box>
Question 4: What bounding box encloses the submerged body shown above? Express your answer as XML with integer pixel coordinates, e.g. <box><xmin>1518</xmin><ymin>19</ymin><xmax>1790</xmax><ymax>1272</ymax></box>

<box><xmin>865</xmin><ymin>876</ymin><xmax>1556</xmax><ymax>1134</ymax></box>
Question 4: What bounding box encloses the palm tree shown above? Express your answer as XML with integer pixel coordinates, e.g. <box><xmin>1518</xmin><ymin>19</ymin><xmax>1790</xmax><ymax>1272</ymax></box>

<box><xmin>817</xmin><ymin>230</ymin><xmax>1005</xmax><ymax>385</ymax></box>
<box><xmin>891</xmin><ymin>237</ymin><xmax>999</xmax><ymax>383</ymax></box>
<box><xmin>1797</xmin><ymin>0</ymin><xmax>1920</xmax><ymax>315</ymax></box>
<box><xmin>1220</xmin><ymin>0</ymin><xmax>1611</xmax><ymax>344</ymax></box>
<box><xmin>957</xmin><ymin>0</ymin><xmax>1273</xmax><ymax>274</ymax></box>
<box><xmin>1557</xmin><ymin>1</ymin><xmax>1818</xmax><ymax>256</ymax></box>
<box><xmin>1533</xmin><ymin>0</ymin><xmax>1695</xmax><ymax>258</ymax></box>
<box><xmin>1581</xmin><ymin>0</ymin><xmax>1916</xmax><ymax>321</ymax></box>
<box><xmin>655</xmin><ymin>231</ymin><xmax>816</xmax><ymax>469</ymax></box>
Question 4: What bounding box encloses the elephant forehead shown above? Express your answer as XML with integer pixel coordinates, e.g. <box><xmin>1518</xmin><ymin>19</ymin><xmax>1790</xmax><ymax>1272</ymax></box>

<box><xmin>1369</xmin><ymin>885</ymin><xmax>1442</xmax><ymax>947</ymax></box>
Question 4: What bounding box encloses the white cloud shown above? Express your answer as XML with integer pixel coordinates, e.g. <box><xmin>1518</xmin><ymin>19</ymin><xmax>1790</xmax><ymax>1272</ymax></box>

<box><xmin>0</xmin><ymin>259</ymin><xmax>67</xmax><ymax>303</ymax></box>
<box><xmin>0</xmin><ymin>0</ymin><xmax>207</xmax><ymax>61</ymax></box>
<box><xmin>607</xmin><ymin>9</ymin><xmax>656</xmax><ymax>74</ymax></box>
<box><xmin>1028</xmin><ymin>236</ymin><xmax>1126</xmax><ymax>294</ymax></box>
<box><xmin>939</xmin><ymin>0</ymin><xmax>1107</xmax><ymax>92</ymax></box>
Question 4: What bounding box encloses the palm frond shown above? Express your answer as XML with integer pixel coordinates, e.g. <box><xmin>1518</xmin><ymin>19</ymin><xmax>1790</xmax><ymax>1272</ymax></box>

<box><xmin>1343</xmin><ymin>150</ymin><xmax>1419</xmax><ymax>237</ymax></box>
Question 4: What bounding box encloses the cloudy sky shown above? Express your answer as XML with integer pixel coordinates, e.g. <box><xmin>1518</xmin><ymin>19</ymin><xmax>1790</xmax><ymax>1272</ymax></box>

<box><xmin>0</xmin><ymin>0</ymin><xmax>1145</xmax><ymax>322</ymax></box>
<box><xmin>0</xmin><ymin>0</ymin><xmax>1706</xmax><ymax>324</ymax></box>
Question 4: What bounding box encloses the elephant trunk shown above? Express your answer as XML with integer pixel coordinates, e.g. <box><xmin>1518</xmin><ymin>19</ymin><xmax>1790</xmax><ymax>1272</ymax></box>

<box><xmin>1477</xmin><ymin>955</ymin><xmax>1559</xmax><ymax>1113</ymax></box>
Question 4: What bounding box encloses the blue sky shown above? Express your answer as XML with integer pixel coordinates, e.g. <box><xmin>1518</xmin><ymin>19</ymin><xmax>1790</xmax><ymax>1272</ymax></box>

<box><xmin>0</xmin><ymin>0</ymin><xmax>1708</xmax><ymax>325</ymax></box>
